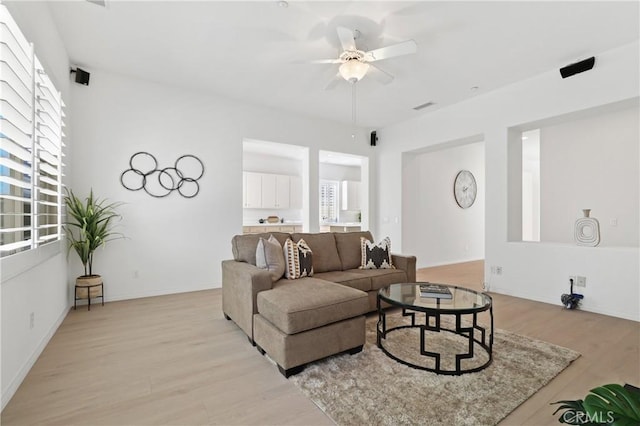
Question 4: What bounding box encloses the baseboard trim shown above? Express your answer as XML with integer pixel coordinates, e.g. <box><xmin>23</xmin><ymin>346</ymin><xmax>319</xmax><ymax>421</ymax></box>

<box><xmin>417</xmin><ymin>258</ymin><xmax>484</xmax><ymax>269</ymax></box>
<box><xmin>489</xmin><ymin>285</ymin><xmax>639</xmax><ymax>322</ymax></box>
<box><xmin>99</xmin><ymin>284</ymin><xmax>216</xmax><ymax>304</ymax></box>
<box><xmin>1</xmin><ymin>302</ymin><xmax>70</xmax><ymax>411</ymax></box>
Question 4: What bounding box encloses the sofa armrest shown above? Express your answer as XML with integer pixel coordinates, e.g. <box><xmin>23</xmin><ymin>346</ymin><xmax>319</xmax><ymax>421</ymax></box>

<box><xmin>392</xmin><ymin>254</ymin><xmax>417</xmax><ymax>283</ymax></box>
<box><xmin>222</xmin><ymin>260</ymin><xmax>273</xmax><ymax>342</ymax></box>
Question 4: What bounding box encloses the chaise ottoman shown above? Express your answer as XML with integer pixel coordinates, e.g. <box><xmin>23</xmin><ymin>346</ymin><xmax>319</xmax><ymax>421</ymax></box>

<box><xmin>253</xmin><ymin>277</ymin><xmax>369</xmax><ymax>377</ymax></box>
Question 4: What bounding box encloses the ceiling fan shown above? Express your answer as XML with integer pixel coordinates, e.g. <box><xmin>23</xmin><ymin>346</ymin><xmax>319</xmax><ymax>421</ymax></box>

<box><xmin>309</xmin><ymin>27</ymin><xmax>418</xmax><ymax>89</ymax></box>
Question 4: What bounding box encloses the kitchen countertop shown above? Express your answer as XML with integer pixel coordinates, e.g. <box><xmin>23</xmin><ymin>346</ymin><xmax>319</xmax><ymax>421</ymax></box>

<box><xmin>243</xmin><ymin>222</ymin><xmax>302</xmax><ymax>227</ymax></box>
<box><xmin>323</xmin><ymin>222</ymin><xmax>362</xmax><ymax>227</ymax></box>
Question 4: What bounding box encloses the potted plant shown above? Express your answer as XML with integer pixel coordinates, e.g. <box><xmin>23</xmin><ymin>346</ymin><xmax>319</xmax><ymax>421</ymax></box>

<box><xmin>64</xmin><ymin>188</ymin><xmax>123</xmax><ymax>298</ymax></box>
<box><xmin>551</xmin><ymin>383</ymin><xmax>640</xmax><ymax>425</ymax></box>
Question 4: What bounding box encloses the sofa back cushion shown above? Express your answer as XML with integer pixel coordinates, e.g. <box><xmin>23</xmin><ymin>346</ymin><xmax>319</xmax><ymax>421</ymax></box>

<box><xmin>334</xmin><ymin>231</ymin><xmax>374</xmax><ymax>270</ymax></box>
<box><xmin>232</xmin><ymin>232</ymin><xmax>291</xmax><ymax>265</ymax></box>
<box><xmin>291</xmin><ymin>233</ymin><xmax>341</xmax><ymax>273</ymax></box>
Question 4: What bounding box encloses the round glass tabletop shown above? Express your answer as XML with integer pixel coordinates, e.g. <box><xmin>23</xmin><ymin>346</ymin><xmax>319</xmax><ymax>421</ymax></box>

<box><xmin>379</xmin><ymin>282</ymin><xmax>491</xmax><ymax>314</ymax></box>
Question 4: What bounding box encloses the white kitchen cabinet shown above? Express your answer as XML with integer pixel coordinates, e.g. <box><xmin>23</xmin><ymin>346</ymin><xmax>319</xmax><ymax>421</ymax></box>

<box><xmin>341</xmin><ymin>180</ymin><xmax>361</xmax><ymax>211</ymax></box>
<box><xmin>261</xmin><ymin>174</ymin><xmax>277</xmax><ymax>208</ymax></box>
<box><xmin>275</xmin><ymin>175</ymin><xmax>290</xmax><ymax>209</ymax></box>
<box><xmin>243</xmin><ymin>172</ymin><xmax>298</xmax><ymax>209</ymax></box>
<box><xmin>290</xmin><ymin>176</ymin><xmax>302</xmax><ymax>209</ymax></box>
<box><xmin>261</xmin><ymin>174</ymin><xmax>290</xmax><ymax>209</ymax></box>
<box><xmin>243</xmin><ymin>172</ymin><xmax>262</xmax><ymax>208</ymax></box>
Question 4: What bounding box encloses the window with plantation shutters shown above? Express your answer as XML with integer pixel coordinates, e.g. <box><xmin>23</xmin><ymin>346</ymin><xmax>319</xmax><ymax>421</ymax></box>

<box><xmin>0</xmin><ymin>5</ymin><xmax>64</xmax><ymax>258</ymax></box>
<box><xmin>319</xmin><ymin>180</ymin><xmax>338</xmax><ymax>223</ymax></box>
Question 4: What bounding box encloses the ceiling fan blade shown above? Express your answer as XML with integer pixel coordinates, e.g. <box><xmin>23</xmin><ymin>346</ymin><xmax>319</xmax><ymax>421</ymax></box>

<box><xmin>364</xmin><ymin>40</ymin><xmax>417</xmax><ymax>62</ymax></box>
<box><xmin>368</xmin><ymin>64</ymin><xmax>394</xmax><ymax>85</ymax></box>
<box><xmin>336</xmin><ymin>26</ymin><xmax>357</xmax><ymax>52</ymax></box>
<box><xmin>305</xmin><ymin>58</ymin><xmax>343</xmax><ymax>64</ymax></box>
<box><xmin>324</xmin><ymin>72</ymin><xmax>343</xmax><ymax>90</ymax></box>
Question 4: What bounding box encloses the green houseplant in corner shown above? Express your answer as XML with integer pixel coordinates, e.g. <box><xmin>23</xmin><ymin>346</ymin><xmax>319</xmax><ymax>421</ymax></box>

<box><xmin>551</xmin><ymin>383</ymin><xmax>640</xmax><ymax>425</ymax></box>
<box><xmin>64</xmin><ymin>188</ymin><xmax>123</xmax><ymax>299</ymax></box>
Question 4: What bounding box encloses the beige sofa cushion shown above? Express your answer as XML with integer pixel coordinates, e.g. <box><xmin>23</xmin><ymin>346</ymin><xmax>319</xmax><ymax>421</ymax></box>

<box><xmin>347</xmin><ymin>268</ymin><xmax>409</xmax><ymax>291</ymax></box>
<box><xmin>232</xmin><ymin>232</ymin><xmax>290</xmax><ymax>265</ymax></box>
<box><xmin>257</xmin><ymin>278</ymin><xmax>368</xmax><ymax>334</ymax></box>
<box><xmin>291</xmin><ymin>233</ymin><xmax>341</xmax><ymax>273</ymax></box>
<box><xmin>312</xmin><ymin>271</ymin><xmax>372</xmax><ymax>292</ymax></box>
<box><xmin>334</xmin><ymin>231</ymin><xmax>373</xmax><ymax>270</ymax></box>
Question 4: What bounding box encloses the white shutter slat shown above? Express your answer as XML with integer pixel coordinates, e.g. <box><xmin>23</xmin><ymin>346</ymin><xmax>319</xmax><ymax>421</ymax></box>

<box><xmin>0</xmin><ymin>71</ymin><xmax>32</xmax><ymax>110</ymax></box>
<box><xmin>38</xmin><ymin>188</ymin><xmax>58</xmax><ymax>197</ymax></box>
<box><xmin>39</xmin><ymin>162</ymin><xmax>57</xmax><ymax>176</ymax></box>
<box><xmin>0</xmin><ymin>138</ymin><xmax>32</xmax><ymax>162</ymax></box>
<box><xmin>0</xmin><ymin>155</ymin><xmax>32</xmax><ymax>175</ymax></box>
<box><xmin>39</xmin><ymin>175</ymin><xmax>58</xmax><ymax>187</ymax></box>
<box><xmin>0</xmin><ymin>226</ymin><xmax>30</xmax><ymax>233</ymax></box>
<box><xmin>0</xmin><ymin>55</ymin><xmax>32</xmax><ymax>100</ymax></box>
<box><xmin>0</xmin><ymin>117</ymin><xmax>32</xmax><ymax>148</ymax></box>
<box><xmin>0</xmin><ymin>174</ymin><xmax>30</xmax><ymax>189</ymax></box>
<box><xmin>39</xmin><ymin>148</ymin><xmax>58</xmax><ymax>165</ymax></box>
<box><xmin>0</xmin><ymin>194</ymin><xmax>30</xmax><ymax>203</ymax></box>
<box><xmin>0</xmin><ymin>8</ymin><xmax>32</xmax><ymax>60</ymax></box>
<box><xmin>0</xmin><ymin>100</ymin><xmax>31</xmax><ymax>132</ymax></box>
<box><xmin>0</xmin><ymin>239</ymin><xmax>32</xmax><ymax>252</ymax></box>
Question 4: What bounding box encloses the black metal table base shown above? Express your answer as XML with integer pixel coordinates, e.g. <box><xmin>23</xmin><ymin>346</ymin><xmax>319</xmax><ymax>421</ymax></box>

<box><xmin>377</xmin><ymin>301</ymin><xmax>493</xmax><ymax>375</ymax></box>
<box><xmin>74</xmin><ymin>283</ymin><xmax>104</xmax><ymax>311</ymax></box>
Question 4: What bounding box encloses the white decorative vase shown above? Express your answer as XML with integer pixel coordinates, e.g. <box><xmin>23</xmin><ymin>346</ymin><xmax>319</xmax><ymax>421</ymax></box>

<box><xmin>574</xmin><ymin>209</ymin><xmax>600</xmax><ymax>247</ymax></box>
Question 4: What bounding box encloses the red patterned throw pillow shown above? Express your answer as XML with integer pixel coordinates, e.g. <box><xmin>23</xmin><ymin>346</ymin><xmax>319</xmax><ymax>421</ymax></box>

<box><xmin>360</xmin><ymin>236</ymin><xmax>394</xmax><ymax>269</ymax></box>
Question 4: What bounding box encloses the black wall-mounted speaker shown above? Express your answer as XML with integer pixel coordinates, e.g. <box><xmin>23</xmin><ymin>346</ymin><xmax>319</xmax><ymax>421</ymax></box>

<box><xmin>560</xmin><ymin>57</ymin><xmax>595</xmax><ymax>79</ymax></box>
<box><xmin>370</xmin><ymin>131</ymin><xmax>378</xmax><ymax>146</ymax></box>
<box><xmin>71</xmin><ymin>67</ymin><xmax>90</xmax><ymax>85</ymax></box>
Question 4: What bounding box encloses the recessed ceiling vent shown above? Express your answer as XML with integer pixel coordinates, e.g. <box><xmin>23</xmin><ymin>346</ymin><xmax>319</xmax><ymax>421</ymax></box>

<box><xmin>413</xmin><ymin>101</ymin><xmax>435</xmax><ymax>111</ymax></box>
<box><xmin>86</xmin><ymin>0</ymin><xmax>107</xmax><ymax>7</ymax></box>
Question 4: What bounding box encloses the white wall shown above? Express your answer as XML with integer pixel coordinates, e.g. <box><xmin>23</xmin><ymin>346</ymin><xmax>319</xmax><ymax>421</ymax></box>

<box><xmin>402</xmin><ymin>141</ymin><xmax>485</xmax><ymax>268</ymax></box>
<box><xmin>243</xmin><ymin>152</ymin><xmax>302</xmax><ymax>176</ymax></box>
<box><xmin>319</xmin><ymin>163</ymin><xmax>361</xmax><ymax>182</ymax></box>
<box><xmin>376</xmin><ymin>41</ymin><xmax>640</xmax><ymax>321</ymax></box>
<box><xmin>540</xmin><ymin>106</ymin><xmax>639</xmax><ymax>247</ymax></box>
<box><xmin>1</xmin><ymin>1</ymin><xmax>70</xmax><ymax>410</ymax></box>
<box><xmin>68</xmin><ymin>68</ymin><xmax>373</xmax><ymax>302</ymax></box>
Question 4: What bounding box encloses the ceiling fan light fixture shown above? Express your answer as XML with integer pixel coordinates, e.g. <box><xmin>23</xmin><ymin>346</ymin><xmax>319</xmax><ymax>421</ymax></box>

<box><xmin>339</xmin><ymin>60</ymin><xmax>369</xmax><ymax>82</ymax></box>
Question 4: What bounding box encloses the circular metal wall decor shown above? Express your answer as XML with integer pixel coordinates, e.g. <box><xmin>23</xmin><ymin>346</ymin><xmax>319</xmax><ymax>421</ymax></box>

<box><xmin>120</xmin><ymin>152</ymin><xmax>205</xmax><ymax>198</ymax></box>
<box><xmin>453</xmin><ymin>170</ymin><xmax>477</xmax><ymax>209</ymax></box>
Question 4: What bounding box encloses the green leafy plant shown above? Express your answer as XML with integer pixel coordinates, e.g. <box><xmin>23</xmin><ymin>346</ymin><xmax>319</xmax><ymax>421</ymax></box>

<box><xmin>552</xmin><ymin>384</ymin><xmax>640</xmax><ymax>425</ymax></box>
<box><xmin>64</xmin><ymin>188</ymin><xmax>123</xmax><ymax>276</ymax></box>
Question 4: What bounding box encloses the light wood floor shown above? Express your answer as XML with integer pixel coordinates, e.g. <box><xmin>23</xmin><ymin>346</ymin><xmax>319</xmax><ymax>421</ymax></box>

<box><xmin>2</xmin><ymin>260</ymin><xmax>639</xmax><ymax>425</ymax></box>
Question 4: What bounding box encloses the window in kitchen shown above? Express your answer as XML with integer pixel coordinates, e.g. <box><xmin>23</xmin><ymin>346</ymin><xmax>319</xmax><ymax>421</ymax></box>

<box><xmin>319</xmin><ymin>180</ymin><xmax>338</xmax><ymax>223</ymax></box>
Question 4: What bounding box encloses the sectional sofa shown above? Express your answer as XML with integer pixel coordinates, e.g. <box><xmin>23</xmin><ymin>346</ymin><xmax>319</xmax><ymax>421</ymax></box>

<box><xmin>221</xmin><ymin>231</ymin><xmax>416</xmax><ymax>376</ymax></box>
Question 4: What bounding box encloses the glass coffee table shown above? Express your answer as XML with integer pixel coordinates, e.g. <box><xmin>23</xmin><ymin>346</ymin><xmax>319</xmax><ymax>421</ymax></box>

<box><xmin>377</xmin><ymin>282</ymin><xmax>493</xmax><ymax>375</ymax></box>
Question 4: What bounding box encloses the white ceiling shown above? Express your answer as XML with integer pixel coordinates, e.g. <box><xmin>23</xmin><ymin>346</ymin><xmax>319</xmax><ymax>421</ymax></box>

<box><xmin>45</xmin><ymin>1</ymin><xmax>639</xmax><ymax>128</ymax></box>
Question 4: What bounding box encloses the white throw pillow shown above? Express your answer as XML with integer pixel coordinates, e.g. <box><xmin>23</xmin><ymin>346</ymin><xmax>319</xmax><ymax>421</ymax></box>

<box><xmin>256</xmin><ymin>235</ymin><xmax>285</xmax><ymax>282</ymax></box>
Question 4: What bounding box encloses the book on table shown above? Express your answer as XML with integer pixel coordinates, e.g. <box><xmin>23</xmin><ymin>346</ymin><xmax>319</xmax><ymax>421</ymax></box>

<box><xmin>419</xmin><ymin>283</ymin><xmax>453</xmax><ymax>299</ymax></box>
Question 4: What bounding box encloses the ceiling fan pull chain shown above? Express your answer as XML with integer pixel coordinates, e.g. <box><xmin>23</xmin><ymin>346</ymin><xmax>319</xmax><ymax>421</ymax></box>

<box><xmin>352</xmin><ymin>82</ymin><xmax>356</xmax><ymax>126</ymax></box>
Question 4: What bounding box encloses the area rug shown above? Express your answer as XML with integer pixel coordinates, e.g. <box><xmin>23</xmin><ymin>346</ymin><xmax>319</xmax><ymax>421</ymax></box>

<box><xmin>289</xmin><ymin>313</ymin><xmax>580</xmax><ymax>426</ymax></box>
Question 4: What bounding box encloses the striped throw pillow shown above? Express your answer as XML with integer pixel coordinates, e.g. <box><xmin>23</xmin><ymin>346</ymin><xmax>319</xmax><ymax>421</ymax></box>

<box><xmin>283</xmin><ymin>238</ymin><xmax>314</xmax><ymax>279</ymax></box>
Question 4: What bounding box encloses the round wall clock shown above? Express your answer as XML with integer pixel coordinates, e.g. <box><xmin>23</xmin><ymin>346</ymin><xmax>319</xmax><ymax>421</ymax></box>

<box><xmin>453</xmin><ymin>170</ymin><xmax>477</xmax><ymax>209</ymax></box>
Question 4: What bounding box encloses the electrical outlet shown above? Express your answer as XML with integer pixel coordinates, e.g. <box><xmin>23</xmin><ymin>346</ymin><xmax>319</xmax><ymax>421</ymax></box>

<box><xmin>495</xmin><ymin>266</ymin><xmax>503</xmax><ymax>275</ymax></box>
<box><xmin>569</xmin><ymin>276</ymin><xmax>577</xmax><ymax>286</ymax></box>
<box><xmin>29</xmin><ymin>312</ymin><xmax>35</xmax><ymax>330</ymax></box>
<box><xmin>576</xmin><ymin>276</ymin><xmax>586</xmax><ymax>287</ymax></box>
